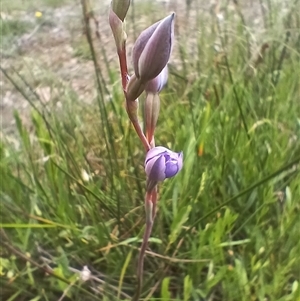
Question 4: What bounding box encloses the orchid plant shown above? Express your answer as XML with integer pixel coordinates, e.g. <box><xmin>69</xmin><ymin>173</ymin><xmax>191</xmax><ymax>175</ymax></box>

<box><xmin>109</xmin><ymin>1</ymin><xmax>183</xmax><ymax>299</ymax></box>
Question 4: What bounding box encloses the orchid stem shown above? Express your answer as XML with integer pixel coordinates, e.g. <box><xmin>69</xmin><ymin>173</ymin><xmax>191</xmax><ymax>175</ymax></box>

<box><xmin>117</xmin><ymin>47</ymin><xmax>129</xmax><ymax>90</ymax></box>
<box><xmin>125</xmin><ymin>99</ymin><xmax>150</xmax><ymax>151</ymax></box>
<box><xmin>151</xmin><ymin>186</ymin><xmax>157</xmax><ymax>220</ymax></box>
<box><xmin>132</xmin><ymin>191</ymin><xmax>156</xmax><ymax>301</ymax></box>
<box><xmin>131</xmin><ymin>120</ymin><xmax>151</xmax><ymax>152</ymax></box>
<box><xmin>118</xmin><ymin>46</ymin><xmax>150</xmax><ymax>152</ymax></box>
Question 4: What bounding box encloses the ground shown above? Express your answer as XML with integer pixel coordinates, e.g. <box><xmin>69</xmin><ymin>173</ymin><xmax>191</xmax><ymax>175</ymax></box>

<box><xmin>1</xmin><ymin>0</ymin><xmax>278</xmax><ymax>135</ymax></box>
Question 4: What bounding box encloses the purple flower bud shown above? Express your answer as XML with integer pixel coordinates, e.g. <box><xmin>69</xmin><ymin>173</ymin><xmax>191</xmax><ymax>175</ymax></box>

<box><xmin>132</xmin><ymin>13</ymin><xmax>175</xmax><ymax>83</ymax></box>
<box><xmin>145</xmin><ymin>93</ymin><xmax>160</xmax><ymax>145</ymax></box>
<box><xmin>145</xmin><ymin>66</ymin><xmax>168</xmax><ymax>93</ymax></box>
<box><xmin>145</xmin><ymin>146</ymin><xmax>183</xmax><ymax>183</ymax></box>
<box><xmin>132</xmin><ymin>21</ymin><xmax>160</xmax><ymax>78</ymax></box>
<box><xmin>126</xmin><ymin>74</ymin><xmax>145</xmax><ymax>101</ymax></box>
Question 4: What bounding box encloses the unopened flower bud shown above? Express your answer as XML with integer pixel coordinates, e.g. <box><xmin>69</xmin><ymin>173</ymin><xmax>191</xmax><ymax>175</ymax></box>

<box><xmin>145</xmin><ymin>93</ymin><xmax>160</xmax><ymax>144</ymax></box>
<box><xmin>109</xmin><ymin>9</ymin><xmax>127</xmax><ymax>51</ymax></box>
<box><xmin>111</xmin><ymin>0</ymin><xmax>130</xmax><ymax>22</ymax></box>
<box><xmin>145</xmin><ymin>66</ymin><xmax>168</xmax><ymax>93</ymax></box>
<box><xmin>145</xmin><ymin>146</ymin><xmax>183</xmax><ymax>191</ymax></box>
<box><xmin>132</xmin><ymin>13</ymin><xmax>175</xmax><ymax>83</ymax></box>
<box><xmin>126</xmin><ymin>97</ymin><xmax>139</xmax><ymax>123</ymax></box>
<box><xmin>126</xmin><ymin>74</ymin><xmax>145</xmax><ymax>101</ymax></box>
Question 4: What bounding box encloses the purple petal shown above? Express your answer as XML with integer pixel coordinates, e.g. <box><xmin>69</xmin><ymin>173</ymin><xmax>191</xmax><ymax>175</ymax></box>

<box><xmin>165</xmin><ymin>152</ymin><xmax>183</xmax><ymax>178</ymax></box>
<box><xmin>145</xmin><ymin>146</ymin><xmax>168</xmax><ymax>164</ymax></box>
<box><xmin>126</xmin><ymin>74</ymin><xmax>145</xmax><ymax>101</ymax></box>
<box><xmin>145</xmin><ymin>154</ymin><xmax>166</xmax><ymax>181</ymax></box>
<box><xmin>144</xmin><ymin>147</ymin><xmax>183</xmax><ymax>182</ymax></box>
<box><xmin>145</xmin><ymin>66</ymin><xmax>168</xmax><ymax>93</ymax></box>
<box><xmin>138</xmin><ymin>13</ymin><xmax>175</xmax><ymax>82</ymax></box>
<box><xmin>165</xmin><ymin>160</ymin><xmax>179</xmax><ymax>178</ymax></box>
<box><xmin>132</xmin><ymin>20</ymin><xmax>161</xmax><ymax>78</ymax></box>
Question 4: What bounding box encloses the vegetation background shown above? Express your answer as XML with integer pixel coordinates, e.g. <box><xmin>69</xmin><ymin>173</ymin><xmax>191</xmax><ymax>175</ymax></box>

<box><xmin>1</xmin><ymin>0</ymin><xmax>299</xmax><ymax>300</ymax></box>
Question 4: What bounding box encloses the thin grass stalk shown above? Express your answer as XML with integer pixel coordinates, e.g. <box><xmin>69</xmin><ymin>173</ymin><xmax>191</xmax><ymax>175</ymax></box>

<box><xmin>51</xmin><ymin>160</ymin><xmax>117</xmax><ymax>218</ymax></box>
<box><xmin>80</xmin><ymin>0</ymin><xmax>115</xmax><ymax>158</ymax></box>
<box><xmin>85</xmin><ymin>11</ymin><xmax>128</xmax><ymax>137</ymax></box>
<box><xmin>81</xmin><ymin>0</ymin><xmax>125</xmax><ymax>227</ymax></box>
<box><xmin>214</xmin><ymin>14</ymin><xmax>250</xmax><ymax>140</ymax></box>
<box><xmin>232</xmin><ymin>0</ymin><xmax>251</xmax><ymax>60</ymax></box>
<box><xmin>0</xmin><ymin>66</ymin><xmax>51</xmax><ymax>133</ymax></box>
<box><xmin>1</xmin><ymin>68</ymin><xmax>93</xmax><ymax>185</ymax></box>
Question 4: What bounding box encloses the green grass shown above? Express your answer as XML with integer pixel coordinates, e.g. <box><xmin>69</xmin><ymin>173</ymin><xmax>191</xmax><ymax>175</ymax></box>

<box><xmin>0</xmin><ymin>0</ymin><xmax>71</xmax><ymax>51</ymax></box>
<box><xmin>72</xmin><ymin>36</ymin><xmax>93</xmax><ymax>60</ymax></box>
<box><xmin>0</xmin><ymin>19</ymin><xmax>33</xmax><ymax>37</ymax></box>
<box><xmin>0</xmin><ymin>18</ymin><xmax>34</xmax><ymax>48</ymax></box>
<box><xmin>1</xmin><ymin>0</ymin><xmax>300</xmax><ymax>301</ymax></box>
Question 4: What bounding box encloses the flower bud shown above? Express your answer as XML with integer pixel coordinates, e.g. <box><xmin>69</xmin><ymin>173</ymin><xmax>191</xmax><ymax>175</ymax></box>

<box><xmin>132</xmin><ymin>13</ymin><xmax>175</xmax><ymax>83</ymax></box>
<box><xmin>145</xmin><ymin>146</ymin><xmax>183</xmax><ymax>184</ymax></box>
<box><xmin>145</xmin><ymin>93</ymin><xmax>160</xmax><ymax>144</ymax></box>
<box><xmin>126</xmin><ymin>74</ymin><xmax>145</xmax><ymax>101</ymax></box>
<box><xmin>132</xmin><ymin>21</ymin><xmax>160</xmax><ymax>78</ymax></box>
<box><xmin>109</xmin><ymin>9</ymin><xmax>127</xmax><ymax>51</ymax></box>
<box><xmin>111</xmin><ymin>0</ymin><xmax>130</xmax><ymax>22</ymax></box>
<box><xmin>145</xmin><ymin>66</ymin><xmax>168</xmax><ymax>93</ymax></box>
<box><xmin>126</xmin><ymin>98</ymin><xmax>139</xmax><ymax>123</ymax></box>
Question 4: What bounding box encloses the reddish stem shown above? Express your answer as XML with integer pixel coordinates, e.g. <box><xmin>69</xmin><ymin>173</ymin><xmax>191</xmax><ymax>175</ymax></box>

<box><xmin>118</xmin><ymin>46</ymin><xmax>151</xmax><ymax>152</ymax></box>
<box><xmin>117</xmin><ymin>47</ymin><xmax>129</xmax><ymax>91</ymax></box>
<box><xmin>131</xmin><ymin>120</ymin><xmax>151</xmax><ymax>152</ymax></box>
